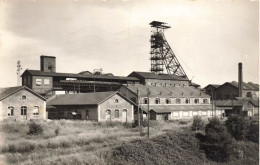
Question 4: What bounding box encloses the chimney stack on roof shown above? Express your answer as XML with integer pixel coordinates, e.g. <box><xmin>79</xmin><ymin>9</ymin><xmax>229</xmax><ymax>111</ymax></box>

<box><xmin>238</xmin><ymin>63</ymin><xmax>243</xmax><ymax>97</ymax></box>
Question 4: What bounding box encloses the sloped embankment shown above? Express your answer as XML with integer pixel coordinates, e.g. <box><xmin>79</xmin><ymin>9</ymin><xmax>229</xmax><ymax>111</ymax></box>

<box><xmin>107</xmin><ymin>129</ymin><xmax>209</xmax><ymax>165</ymax></box>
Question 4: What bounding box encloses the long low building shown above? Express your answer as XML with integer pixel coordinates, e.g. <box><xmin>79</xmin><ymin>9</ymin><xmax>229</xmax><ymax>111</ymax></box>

<box><xmin>119</xmin><ymin>83</ymin><xmax>224</xmax><ymax>120</ymax></box>
<box><xmin>47</xmin><ymin>91</ymin><xmax>136</xmax><ymax>122</ymax></box>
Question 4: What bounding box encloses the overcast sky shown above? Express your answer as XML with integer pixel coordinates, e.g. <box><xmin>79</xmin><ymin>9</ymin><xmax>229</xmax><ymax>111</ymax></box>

<box><xmin>0</xmin><ymin>0</ymin><xmax>259</xmax><ymax>88</ymax></box>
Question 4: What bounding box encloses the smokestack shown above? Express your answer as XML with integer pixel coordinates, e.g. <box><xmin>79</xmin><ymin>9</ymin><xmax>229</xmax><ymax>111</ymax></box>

<box><xmin>238</xmin><ymin>63</ymin><xmax>243</xmax><ymax>97</ymax></box>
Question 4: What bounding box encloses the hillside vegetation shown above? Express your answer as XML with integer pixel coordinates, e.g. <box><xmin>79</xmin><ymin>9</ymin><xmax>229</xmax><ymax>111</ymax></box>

<box><xmin>0</xmin><ymin>118</ymin><xmax>258</xmax><ymax>165</ymax></box>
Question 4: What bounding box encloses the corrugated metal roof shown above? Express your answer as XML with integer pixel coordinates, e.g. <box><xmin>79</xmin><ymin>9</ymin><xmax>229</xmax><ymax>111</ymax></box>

<box><xmin>128</xmin><ymin>71</ymin><xmax>189</xmax><ymax>81</ymax></box>
<box><xmin>124</xmin><ymin>84</ymin><xmax>209</xmax><ymax>98</ymax></box>
<box><xmin>21</xmin><ymin>70</ymin><xmax>139</xmax><ymax>81</ymax></box>
<box><xmin>47</xmin><ymin>91</ymin><xmax>117</xmax><ymax>106</ymax></box>
<box><xmin>0</xmin><ymin>86</ymin><xmax>46</xmax><ymax>101</ymax></box>
<box><xmin>140</xmin><ymin>104</ymin><xmax>213</xmax><ymax>113</ymax></box>
<box><xmin>215</xmin><ymin>100</ymin><xmax>248</xmax><ymax>107</ymax></box>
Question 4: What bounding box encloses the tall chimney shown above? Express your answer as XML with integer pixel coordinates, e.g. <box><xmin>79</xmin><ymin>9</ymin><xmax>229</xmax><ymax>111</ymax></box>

<box><xmin>238</xmin><ymin>63</ymin><xmax>243</xmax><ymax>97</ymax></box>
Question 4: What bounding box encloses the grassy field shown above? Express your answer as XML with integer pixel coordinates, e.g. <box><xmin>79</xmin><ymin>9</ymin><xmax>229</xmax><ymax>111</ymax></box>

<box><xmin>0</xmin><ymin>119</ymin><xmax>191</xmax><ymax>165</ymax></box>
<box><xmin>0</xmin><ymin>119</ymin><xmax>258</xmax><ymax>165</ymax></box>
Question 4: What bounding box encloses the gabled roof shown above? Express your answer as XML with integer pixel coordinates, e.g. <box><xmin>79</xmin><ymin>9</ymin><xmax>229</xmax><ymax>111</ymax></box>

<box><xmin>204</xmin><ymin>84</ymin><xmax>221</xmax><ymax>89</ymax></box>
<box><xmin>128</xmin><ymin>71</ymin><xmax>189</xmax><ymax>81</ymax></box>
<box><xmin>47</xmin><ymin>91</ymin><xmax>136</xmax><ymax>106</ymax></box>
<box><xmin>0</xmin><ymin>86</ymin><xmax>46</xmax><ymax>101</ymax></box>
<box><xmin>123</xmin><ymin>84</ymin><xmax>210</xmax><ymax>98</ymax></box>
<box><xmin>249</xmin><ymin>100</ymin><xmax>259</xmax><ymax>107</ymax></box>
<box><xmin>21</xmin><ymin>70</ymin><xmax>139</xmax><ymax>82</ymax></box>
<box><xmin>221</xmin><ymin>81</ymin><xmax>259</xmax><ymax>91</ymax></box>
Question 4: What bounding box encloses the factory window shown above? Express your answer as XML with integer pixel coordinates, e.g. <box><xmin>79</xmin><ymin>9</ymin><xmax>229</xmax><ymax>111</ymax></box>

<box><xmin>8</xmin><ymin>106</ymin><xmax>14</xmax><ymax>116</ymax></box>
<box><xmin>86</xmin><ymin>110</ymin><xmax>89</xmax><ymax>118</ymax></box>
<box><xmin>36</xmin><ymin>79</ymin><xmax>42</xmax><ymax>86</ymax></box>
<box><xmin>185</xmin><ymin>98</ymin><xmax>190</xmax><ymax>104</ymax></box>
<box><xmin>155</xmin><ymin>98</ymin><xmax>160</xmax><ymax>104</ymax></box>
<box><xmin>194</xmin><ymin>99</ymin><xmax>199</xmax><ymax>104</ymax></box>
<box><xmin>165</xmin><ymin>99</ymin><xmax>171</xmax><ymax>104</ymax></box>
<box><xmin>203</xmin><ymin>99</ymin><xmax>208</xmax><ymax>104</ymax></box>
<box><xmin>44</xmin><ymin>79</ymin><xmax>50</xmax><ymax>85</ymax></box>
<box><xmin>115</xmin><ymin>99</ymin><xmax>119</xmax><ymax>103</ymax></box>
<box><xmin>144</xmin><ymin>98</ymin><xmax>148</xmax><ymax>104</ymax></box>
<box><xmin>176</xmin><ymin>98</ymin><xmax>181</xmax><ymax>104</ymax></box>
<box><xmin>33</xmin><ymin>106</ymin><xmax>39</xmax><ymax>115</ymax></box>
<box><xmin>115</xmin><ymin>110</ymin><xmax>119</xmax><ymax>118</ymax></box>
<box><xmin>21</xmin><ymin>106</ymin><xmax>27</xmax><ymax>115</ymax></box>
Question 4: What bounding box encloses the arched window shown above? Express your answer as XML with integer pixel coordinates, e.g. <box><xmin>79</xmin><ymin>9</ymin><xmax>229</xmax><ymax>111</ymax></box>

<box><xmin>155</xmin><ymin>98</ymin><xmax>160</xmax><ymax>104</ymax></box>
<box><xmin>21</xmin><ymin>106</ymin><xmax>27</xmax><ymax>115</ymax></box>
<box><xmin>115</xmin><ymin>110</ymin><xmax>119</xmax><ymax>118</ymax></box>
<box><xmin>165</xmin><ymin>99</ymin><xmax>171</xmax><ymax>104</ymax></box>
<box><xmin>194</xmin><ymin>99</ymin><xmax>199</xmax><ymax>104</ymax></box>
<box><xmin>33</xmin><ymin>106</ymin><xmax>39</xmax><ymax>115</ymax></box>
<box><xmin>8</xmin><ymin>106</ymin><xmax>14</xmax><ymax>116</ymax></box>
<box><xmin>185</xmin><ymin>98</ymin><xmax>190</xmax><ymax>104</ymax></box>
<box><xmin>176</xmin><ymin>98</ymin><xmax>181</xmax><ymax>104</ymax></box>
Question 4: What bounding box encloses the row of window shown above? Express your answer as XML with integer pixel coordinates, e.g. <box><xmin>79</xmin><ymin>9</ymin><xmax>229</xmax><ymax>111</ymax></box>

<box><xmin>105</xmin><ymin>109</ymin><xmax>127</xmax><ymax>118</ymax></box>
<box><xmin>36</xmin><ymin>78</ymin><xmax>50</xmax><ymax>86</ymax></box>
<box><xmin>7</xmin><ymin>106</ymin><xmax>39</xmax><ymax>116</ymax></box>
<box><xmin>142</xmin><ymin>98</ymin><xmax>209</xmax><ymax>104</ymax></box>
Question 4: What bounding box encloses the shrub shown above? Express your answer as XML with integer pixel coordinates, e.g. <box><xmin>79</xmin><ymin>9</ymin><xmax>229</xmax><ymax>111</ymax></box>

<box><xmin>201</xmin><ymin>117</ymin><xmax>236</xmax><ymax>162</ymax></box>
<box><xmin>191</xmin><ymin>116</ymin><xmax>205</xmax><ymax>132</ymax></box>
<box><xmin>27</xmin><ymin>122</ymin><xmax>43</xmax><ymax>135</ymax></box>
<box><xmin>55</xmin><ymin>128</ymin><xmax>60</xmax><ymax>136</ymax></box>
<box><xmin>246</xmin><ymin>122</ymin><xmax>259</xmax><ymax>143</ymax></box>
<box><xmin>225</xmin><ymin>115</ymin><xmax>250</xmax><ymax>141</ymax></box>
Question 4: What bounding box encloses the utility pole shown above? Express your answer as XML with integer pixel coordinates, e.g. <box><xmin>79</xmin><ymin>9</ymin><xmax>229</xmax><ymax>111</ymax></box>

<box><xmin>211</xmin><ymin>90</ymin><xmax>214</xmax><ymax>118</ymax></box>
<box><xmin>137</xmin><ymin>88</ymin><xmax>140</xmax><ymax>126</ymax></box>
<box><xmin>147</xmin><ymin>88</ymin><xmax>150</xmax><ymax>138</ymax></box>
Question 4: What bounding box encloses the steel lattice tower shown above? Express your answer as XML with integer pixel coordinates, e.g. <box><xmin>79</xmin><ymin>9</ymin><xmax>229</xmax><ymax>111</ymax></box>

<box><xmin>149</xmin><ymin>21</ymin><xmax>188</xmax><ymax>78</ymax></box>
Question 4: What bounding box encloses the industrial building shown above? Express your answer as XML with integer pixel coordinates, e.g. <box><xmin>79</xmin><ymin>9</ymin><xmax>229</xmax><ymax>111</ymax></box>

<box><xmin>0</xmin><ymin>86</ymin><xmax>47</xmax><ymax>121</ymax></box>
<box><xmin>47</xmin><ymin>91</ymin><xmax>136</xmax><ymax>122</ymax></box>
<box><xmin>18</xmin><ymin>21</ymin><xmax>255</xmax><ymax>121</ymax></box>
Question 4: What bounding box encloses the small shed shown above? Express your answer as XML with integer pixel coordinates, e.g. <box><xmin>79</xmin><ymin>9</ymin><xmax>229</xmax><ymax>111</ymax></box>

<box><xmin>0</xmin><ymin>86</ymin><xmax>47</xmax><ymax>121</ymax></box>
<box><xmin>47</xmin><ymin>91</ymin><xmax>136</xmax><ymax>122</ymax></box>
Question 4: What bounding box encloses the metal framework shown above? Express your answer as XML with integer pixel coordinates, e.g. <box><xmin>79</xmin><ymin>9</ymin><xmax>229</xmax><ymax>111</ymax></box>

<box><xmin>149</xmin><ymin>21</ymin><xmax>188</xmax><ymax>78</ymax></box>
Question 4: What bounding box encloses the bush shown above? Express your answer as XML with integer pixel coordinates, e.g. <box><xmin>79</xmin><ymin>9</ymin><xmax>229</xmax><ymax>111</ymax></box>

<box><xmin>27</xmin><ymin>122</ymin><xmax>43</xmax><ymax>135</ymax></box>
<box><xmin>201</xmin><ymin>117</ymin><xmax>236</xmax><ymax>162</ymax></box>
<box><xmin>225</xmin><ymin>115</ymin><xmax>250</xmax><ymax>141</ymax></box>
<box><xmin>246</xmin><ymin>122</ymin><xmax>259</xmax><ymax>143</ymax></box>
<box><xmin>191</xmin><ymin>116</ymin><xmax>205</xmax><ymax>132</ymax></box>
<box><xmin>54</xmin><ymin>128</ymin><xmax>60</xmax><ymax>136</ymax></box>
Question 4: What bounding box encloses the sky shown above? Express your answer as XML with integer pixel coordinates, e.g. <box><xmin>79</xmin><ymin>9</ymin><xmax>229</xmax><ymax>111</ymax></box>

<box><xmin>0</xmin><ymin>0</ymin><xmax>259</xmax><ymax>88</ymax></box>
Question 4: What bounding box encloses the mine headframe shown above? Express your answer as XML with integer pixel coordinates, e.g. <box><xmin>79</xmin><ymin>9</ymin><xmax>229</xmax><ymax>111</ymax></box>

<box><xmin>149</xmin><ymin>21</ymin><xmax>188</xmax><ymax>79</ymax></box>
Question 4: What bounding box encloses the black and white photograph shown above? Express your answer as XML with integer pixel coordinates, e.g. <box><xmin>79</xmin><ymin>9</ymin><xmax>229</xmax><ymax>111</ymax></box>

<box><xmin>0</xmin><ymin>0</ymin><xmax>259</xmax><ymax>164</ymax></box>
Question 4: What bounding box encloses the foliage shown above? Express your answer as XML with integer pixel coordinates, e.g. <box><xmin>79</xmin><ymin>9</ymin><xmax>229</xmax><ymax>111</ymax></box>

<box><xmin>246</xmin><ymin>122</ymin><xmax>259</xmax><ymax>144</ymax></box>
<box><xmin>191</xmin><ymin>116</ymin><xmax>205</xmax><ymax>132</ymax></box>
<box><xmin>27</xmin><ymin>122</ymin><xmax>43</xmax><ymax>135</ymax></box>
<box><xmin>54</xmin><ymin>128</ymin><xmax>60</xmax><ymax>136</ymax></box>
<box><xmin>201</xmin><ymin>117</ymin><xmax>236</xmax><ymax>162</ymax></box>
<box><xmin>225</xmin><ymin>115</ymin><xmax>250</xmax><ymax>141</ymax></box>
<box><xmin>108</xmin><ymin>130</ymin><xmax>207</xmax><ymax>165</ymax></box>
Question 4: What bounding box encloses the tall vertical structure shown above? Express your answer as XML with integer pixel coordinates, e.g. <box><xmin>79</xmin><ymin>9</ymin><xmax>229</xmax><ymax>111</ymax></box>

<box><xmin>16</xmin><ymin>60</ymin><xmax>22</xmax><ymax>86</ymax></box>
<box><xmin>40</xmin><ymin>55</ymin><xmax>56</xmax><ymax>73</ymax></box>
<box><xmin>149</xmin><ymin>21</ymin><xmax>188</xmax><ymax>78</ymax></box>
<box><xmin>238</xmin><ymin>63</ymin><xmax>243</xmax><ymax>97</ymax></box>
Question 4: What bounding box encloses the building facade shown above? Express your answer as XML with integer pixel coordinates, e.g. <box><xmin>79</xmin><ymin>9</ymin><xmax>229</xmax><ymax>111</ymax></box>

<box><xmin>47</xmin><ymin>91</ymin><xmax>136</xmax><ymax>122</ymax></box>
<box><xmin>0</xmin><ymin>86</ymin><xmax>47</xmax><ymax>121</ymax></box>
